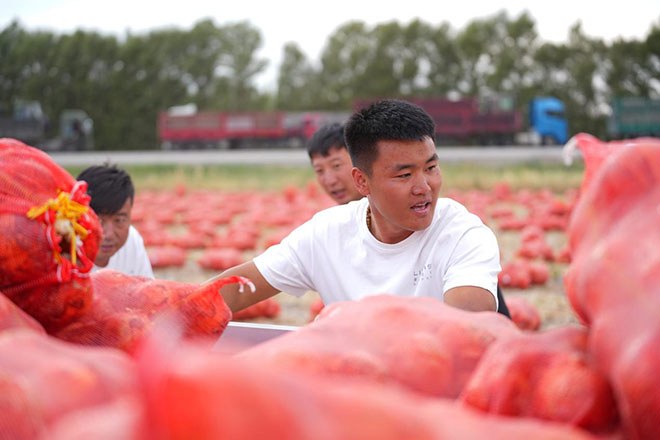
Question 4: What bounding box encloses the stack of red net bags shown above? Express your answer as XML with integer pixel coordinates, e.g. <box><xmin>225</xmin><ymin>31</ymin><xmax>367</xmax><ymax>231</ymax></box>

<box><xmin>0</xmin><ymin>138</ymin><xmax>250</xmax><ymax>437</ymax></box>
<box><xmin>1</xmin><ymin>137</ymin><xmax>250</xmax><ymax>352</ymax></box>
<box><xmin>563</xmin><ymin>133</ymin><xmax>660</xmax><ymax>440</ymax></box>
<box><xmin>0</xmin><ymin>137</ymin><xmax>101</xmax><ymax>332</ymax></box>
<box><xmin>1</xmin><ymin>134</ymin><xmax>658</xmax><ymax>439</ymax></box>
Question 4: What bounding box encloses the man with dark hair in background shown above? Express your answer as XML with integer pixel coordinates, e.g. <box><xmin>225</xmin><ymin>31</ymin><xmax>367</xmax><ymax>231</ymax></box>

<box><xmin>306</xmin><ymin>122</ymin><xmax>363</xmax><ymax>205</ymax></box>
<box><xmin>77</xmin><ymin>163</ymin><xmax>154</xmax><ymax>278</ymax></box>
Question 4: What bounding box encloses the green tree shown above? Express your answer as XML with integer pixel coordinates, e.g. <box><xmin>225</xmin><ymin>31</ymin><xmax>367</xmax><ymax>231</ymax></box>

<box><xmin>316</xmin><ymin>21</ymin><xmax>374</xmax><ymax>108</ymax></box>
<box><xmin>208</xmin><ymin>21</ymin><xmax>268</xmax><ymax>110</ymax></box>
<box><xmin>606</xmin><ymin>22</ymin><xmax>660</xmax><ymax>99</ymax></box>
<box><xmin>563</xmin><ymin>24</ymin><xmax>609</xmax><ymax>136</ymax></box>
<box><xmin>2</xmin><ymin>14</ymin><xmax>658</xmax><ymax>148</ymax></box>
<box><xmin>275</xmin><ymin>42</ymin><xmax>320</xmax><ymax>110</ymax></box>
<box><xmin>420</xmin><ymin>22</ymin><xmax>462</xmax><ymax>97</ymax></box>
<box><xmin>484</xmin><ymin>12</ymin><xmax>539</xmax><ymax>99</ymax></box>
<box><xmin>0</xmin><ymin>22</ymin><xmax>60</xmax><ymax>113</ymax></box>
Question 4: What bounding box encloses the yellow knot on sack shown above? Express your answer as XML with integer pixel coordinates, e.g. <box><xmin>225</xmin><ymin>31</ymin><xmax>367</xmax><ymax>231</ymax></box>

<box><xmin>27</xmin><ymin>191</ymin><xmax>90</xmax><ymax>265</ymax></box>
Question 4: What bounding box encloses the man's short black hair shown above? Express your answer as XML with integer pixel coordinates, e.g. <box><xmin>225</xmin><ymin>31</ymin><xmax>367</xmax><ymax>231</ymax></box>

<box><xmin>306</xmin><ymin>122</ymin><xmax>346</xmax><ymax>160</ymax></box>
<box><xmin>76</xmin><ymin>163</ymin><xmax>134</xmax><ymax>215</ymax></box>
<box><xmin>344</xmin><ymin>99</ymin><xmax>436</xmax><ymax>175</ymax></box>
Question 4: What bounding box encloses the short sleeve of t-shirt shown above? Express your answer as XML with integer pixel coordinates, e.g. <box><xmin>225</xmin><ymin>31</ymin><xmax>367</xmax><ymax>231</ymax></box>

<box><xmin>441</xmin><ymin>221</ymin><xmax>500</xmax><ymax>303</ymax></box>
<box><xmin>253</xmin><ymin>220</ymin><xmax>317</xmax><ymax>297</ymax></box>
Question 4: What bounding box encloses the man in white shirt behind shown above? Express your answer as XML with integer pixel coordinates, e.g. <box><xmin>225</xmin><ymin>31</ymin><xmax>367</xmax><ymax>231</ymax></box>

<box><xmin>77</xmin><ymin>163</ymin><xmax>154</xmax><ymax>278</ymax></box>
<box><xmin>216</xmin><ymin>99</ymin><xmax>503</xmax><ymax>315</ymax></box>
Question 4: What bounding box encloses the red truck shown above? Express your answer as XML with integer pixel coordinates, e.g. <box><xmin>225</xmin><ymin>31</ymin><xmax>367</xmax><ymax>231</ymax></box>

<box><xmin>158</xmin><ymin>96</ymin><xmax>566</xmax><ymax>149</ymax></box>
<box><xmin>353</xmin><ymin>96</ymin><xmax>524</xmax><ymax>146</ymax></box>
<box><xmin>158</xmin><ymin>109</ymin><xmax>350</xmax><ymax>150</ymax></box>
<box><xmin>353</xmin><ymin>96</ymin><xmax>568</xmax><ymax>146</ymax></box>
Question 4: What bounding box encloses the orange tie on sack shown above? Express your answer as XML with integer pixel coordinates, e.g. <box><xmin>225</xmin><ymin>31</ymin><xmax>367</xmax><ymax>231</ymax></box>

<box><xmin>27</xmin><ymin>190</ymin><xmax>90</xmax><ymax>266</ymax></box>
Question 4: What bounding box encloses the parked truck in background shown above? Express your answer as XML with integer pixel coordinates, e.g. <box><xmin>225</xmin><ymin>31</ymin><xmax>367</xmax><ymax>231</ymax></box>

<box><xmin>607</xmin><ymin>97</ymin><xmax>660</xmax><ymax>139</ymax></box>
<box><xmin>0</xmin><ymin>100</ymin><xmax>47</xmax><ymax>146</ymax></box>
<box><xmin>0</xmin><ymin>100</ymin><xmax>94</xmax><ymax>150</ymax></box>
<box><xmin>158</xmin><ymin>107</ymin><xmax>350</xmax><ymax>150</ymax></box>
<box><xmin>157</xmin><ymin>95</ymin><xmax>568</xmax><ymax>150</ymax></box>
<box><xmin>354</xmin><ymin>95</ymin><xmax>568</xmax><ymax>146</ymax></box>
<box><xmin>524</xmin><ymin>97</ymin><xmax>569</xmax><ymax>145</ymax></box>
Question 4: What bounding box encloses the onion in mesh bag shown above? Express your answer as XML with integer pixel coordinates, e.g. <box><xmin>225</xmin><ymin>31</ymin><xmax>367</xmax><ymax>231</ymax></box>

<box><xmin>0</xmin><ymin>138</ymin><xmax>101</xmax><ymax>332</ymax></box>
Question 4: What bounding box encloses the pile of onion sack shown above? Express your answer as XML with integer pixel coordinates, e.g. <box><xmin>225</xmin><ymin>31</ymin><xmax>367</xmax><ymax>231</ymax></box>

<box><xmin>0</xmin><ymin>138</ymin><xmax>101</xmax><ymax>332</ymax></box>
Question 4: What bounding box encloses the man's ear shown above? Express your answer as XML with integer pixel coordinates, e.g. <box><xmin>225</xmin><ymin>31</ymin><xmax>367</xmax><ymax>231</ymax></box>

<box><xmin>352</xmin><ymin>167</ymin><xmax>370</xmax><ymax>196</ymax></box>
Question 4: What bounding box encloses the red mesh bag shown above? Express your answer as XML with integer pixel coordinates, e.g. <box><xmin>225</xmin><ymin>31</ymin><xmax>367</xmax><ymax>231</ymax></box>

<box><xmin>0</xmin><ymin>138</ymin><xmax>101</xmax><ymax>332</ymax></box>
<box><xmin>563</xmin><ymin>135</ymin><xmax>660</xmax><ymax>440</ymax></box>
<box><xmin>147</xmin><ymin>246</ymin><xmax>187</xmax><ymax>268</ymax></box>
<box><xmin>197</xmin><ymin>247</ymin><xmax>244</xmax><ymax>271</ymax></box>
<box><xmin>231</xmin><ymin>297</ymin><xmax>281</xmax><ymax>321</ymax></box>
<box><xmin>0</xmin><ymin>329</ymin><xmax>138</xmax><ymax>440</ymax></box>
<box><xmin>54</xmin><ymin>270</ymin><xmax>253</xmax><ymax>354</ymax></box>
<box><xmin>504</xmin><ymin>296</ymin><xmax>541</xmax><ymax>331</ymax></box>
<box><xmin>238</xmin><ymin>294</ymin><xmax>520</xmax><ymax>398</ymax></box>
<box><xmin>460</xmin><ymin>325</ymin><xmax>618</xmax><ymax>434</ymax></box>
<box><xmin>564</xmin><ymin>136</ymin><xmax>660</xmax><ymax>323</ymax></box>
<box><xmin>0</xmin><ymin>291</ymin><xmax>46</xmax><ymax>334</ymax></box>
<box><xmin>564</xmin><ymin>133</ymin><xmax>631</xmax><ymax>195</ymax></box>
<box><xmin>133</xmin><ymin>323</ymin><xmax>598</xmax><ymax>440</ymax></box>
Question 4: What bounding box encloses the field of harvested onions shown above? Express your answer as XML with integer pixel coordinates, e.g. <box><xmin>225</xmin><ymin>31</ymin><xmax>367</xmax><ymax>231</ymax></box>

<box><xmin>66</xmin><ymin>161</ymin><xmax>586</xmax><ymax>330</ymax></box>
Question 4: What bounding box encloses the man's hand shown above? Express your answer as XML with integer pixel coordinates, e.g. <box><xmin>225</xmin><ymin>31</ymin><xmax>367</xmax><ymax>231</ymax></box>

<box><xmin>207</xmin><ymin>261</ymin><xmax>280</xmax><ymax>313</ymax></box>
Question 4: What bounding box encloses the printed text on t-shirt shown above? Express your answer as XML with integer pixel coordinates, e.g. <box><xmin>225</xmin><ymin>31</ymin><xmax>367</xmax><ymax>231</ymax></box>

<box><xmin>413</xmin><ymin>263</ymin><xmax>433</xmax><ymax>286</ymax></box>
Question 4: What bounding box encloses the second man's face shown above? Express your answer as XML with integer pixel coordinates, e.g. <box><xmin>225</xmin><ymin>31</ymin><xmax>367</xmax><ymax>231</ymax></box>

<box><xmin>95</xmin><ymin>198</ymin><xmax>133</xmax><ymax>268</ymax></box>
<box><xmin>311</xmin><ymin>147</ymin><xmax>363</xmax><ymax>205</ymax></box>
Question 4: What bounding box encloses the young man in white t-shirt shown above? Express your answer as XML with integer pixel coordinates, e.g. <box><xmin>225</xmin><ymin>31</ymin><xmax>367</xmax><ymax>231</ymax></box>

<box><xmin>215</xmin><ymin>99</ymin><xmax>500</xmax><ymax>313</ymax></box>
<box><xmin>77</xmin><ymin>164</ymin><xmax>154</xmax><ymax>278</ymax></box>
<box><xmin>306</xmin><ymin>119</ymin><xmax>511</xmax><ymax>317</ymax></box>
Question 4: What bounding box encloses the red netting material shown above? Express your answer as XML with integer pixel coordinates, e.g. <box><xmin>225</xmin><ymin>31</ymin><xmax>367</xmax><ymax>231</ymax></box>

<box><xmin>0</xmin><ymin>138</ymin><xmax>101</xmax><ymax>332</ymax></box>
<box><xmin>239</xmin><ymin>294</ymin><xmax>521</xmax><ymax>399</ymax></box>
<box><xmin>0</xmin><ymin>329</ymin><xmax>138</xmax><ymax>439</ymax></box>
<box><xmin>563</xmin><ymin>135</ymin><xmax>660</xmax><ymax>440</ymax></box>
<box><xmin>54</xmin><ymin>271</ymin><xmax>252</xmax><ymax>354</ymax></box>
<box><xmin>0</xmin><ymin>291</ymin><xmax>46</xmax><ymax>334</ymax></box>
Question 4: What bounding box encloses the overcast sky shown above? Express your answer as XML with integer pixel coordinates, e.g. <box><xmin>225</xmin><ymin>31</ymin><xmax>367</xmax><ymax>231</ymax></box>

<box><xmin>3</xmin><ymin>0</ymin><xmax>658</xmax><ymax>90</ymax></box>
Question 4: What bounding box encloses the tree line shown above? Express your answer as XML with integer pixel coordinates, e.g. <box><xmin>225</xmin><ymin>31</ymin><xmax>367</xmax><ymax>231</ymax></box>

<box><xmin>1</xmin><ymin>11</ymin><xmax>659</xmax><ymax>149</ymax></box>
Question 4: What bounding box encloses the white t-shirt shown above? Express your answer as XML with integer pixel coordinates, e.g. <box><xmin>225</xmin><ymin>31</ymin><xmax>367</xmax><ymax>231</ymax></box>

<box><xmin>92</xmin><ymin>225</ymin><xmax>154</xmax><ymax>278</ymax></box>
<box><xmin>254</xmin><ymin>197</ymin><xmax>500</xmax><ymax>306</ymax></box>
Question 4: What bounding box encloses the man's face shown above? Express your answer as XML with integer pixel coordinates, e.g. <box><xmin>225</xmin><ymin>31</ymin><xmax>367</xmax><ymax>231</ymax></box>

<box><xmin>356</xmin><ymin>136</ymin><xmax>442</xmax><ymax>244</ymax></box>
<box><xmin>311</xmin><ymin>147</ymin><xmax>362</xmax><ymax>205</ymax></box>
<box><xmin>95</xmin><ymin>198</ymin><xmax>132</xmax><ymax>267</ymax></box>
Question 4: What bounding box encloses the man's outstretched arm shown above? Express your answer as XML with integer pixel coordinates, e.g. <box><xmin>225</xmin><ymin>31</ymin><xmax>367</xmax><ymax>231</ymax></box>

<box><xmin>209</xmin><ymin>261</ymin><xmax>280</xmax><ymax>313</ymax></box>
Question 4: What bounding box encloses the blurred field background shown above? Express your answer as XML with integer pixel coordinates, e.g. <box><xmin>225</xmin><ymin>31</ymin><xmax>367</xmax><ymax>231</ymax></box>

<box><xmin>65</xmin><ymin>162</ymin><xmax>585</xmax><ymax>192</ymax></box>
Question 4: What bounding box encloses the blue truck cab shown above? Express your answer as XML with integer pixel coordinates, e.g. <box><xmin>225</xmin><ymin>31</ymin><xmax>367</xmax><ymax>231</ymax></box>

<box><xmin>529</xmin><ymin>97</ymin><xmax>568</xmax><ymax>145</ymax></box>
